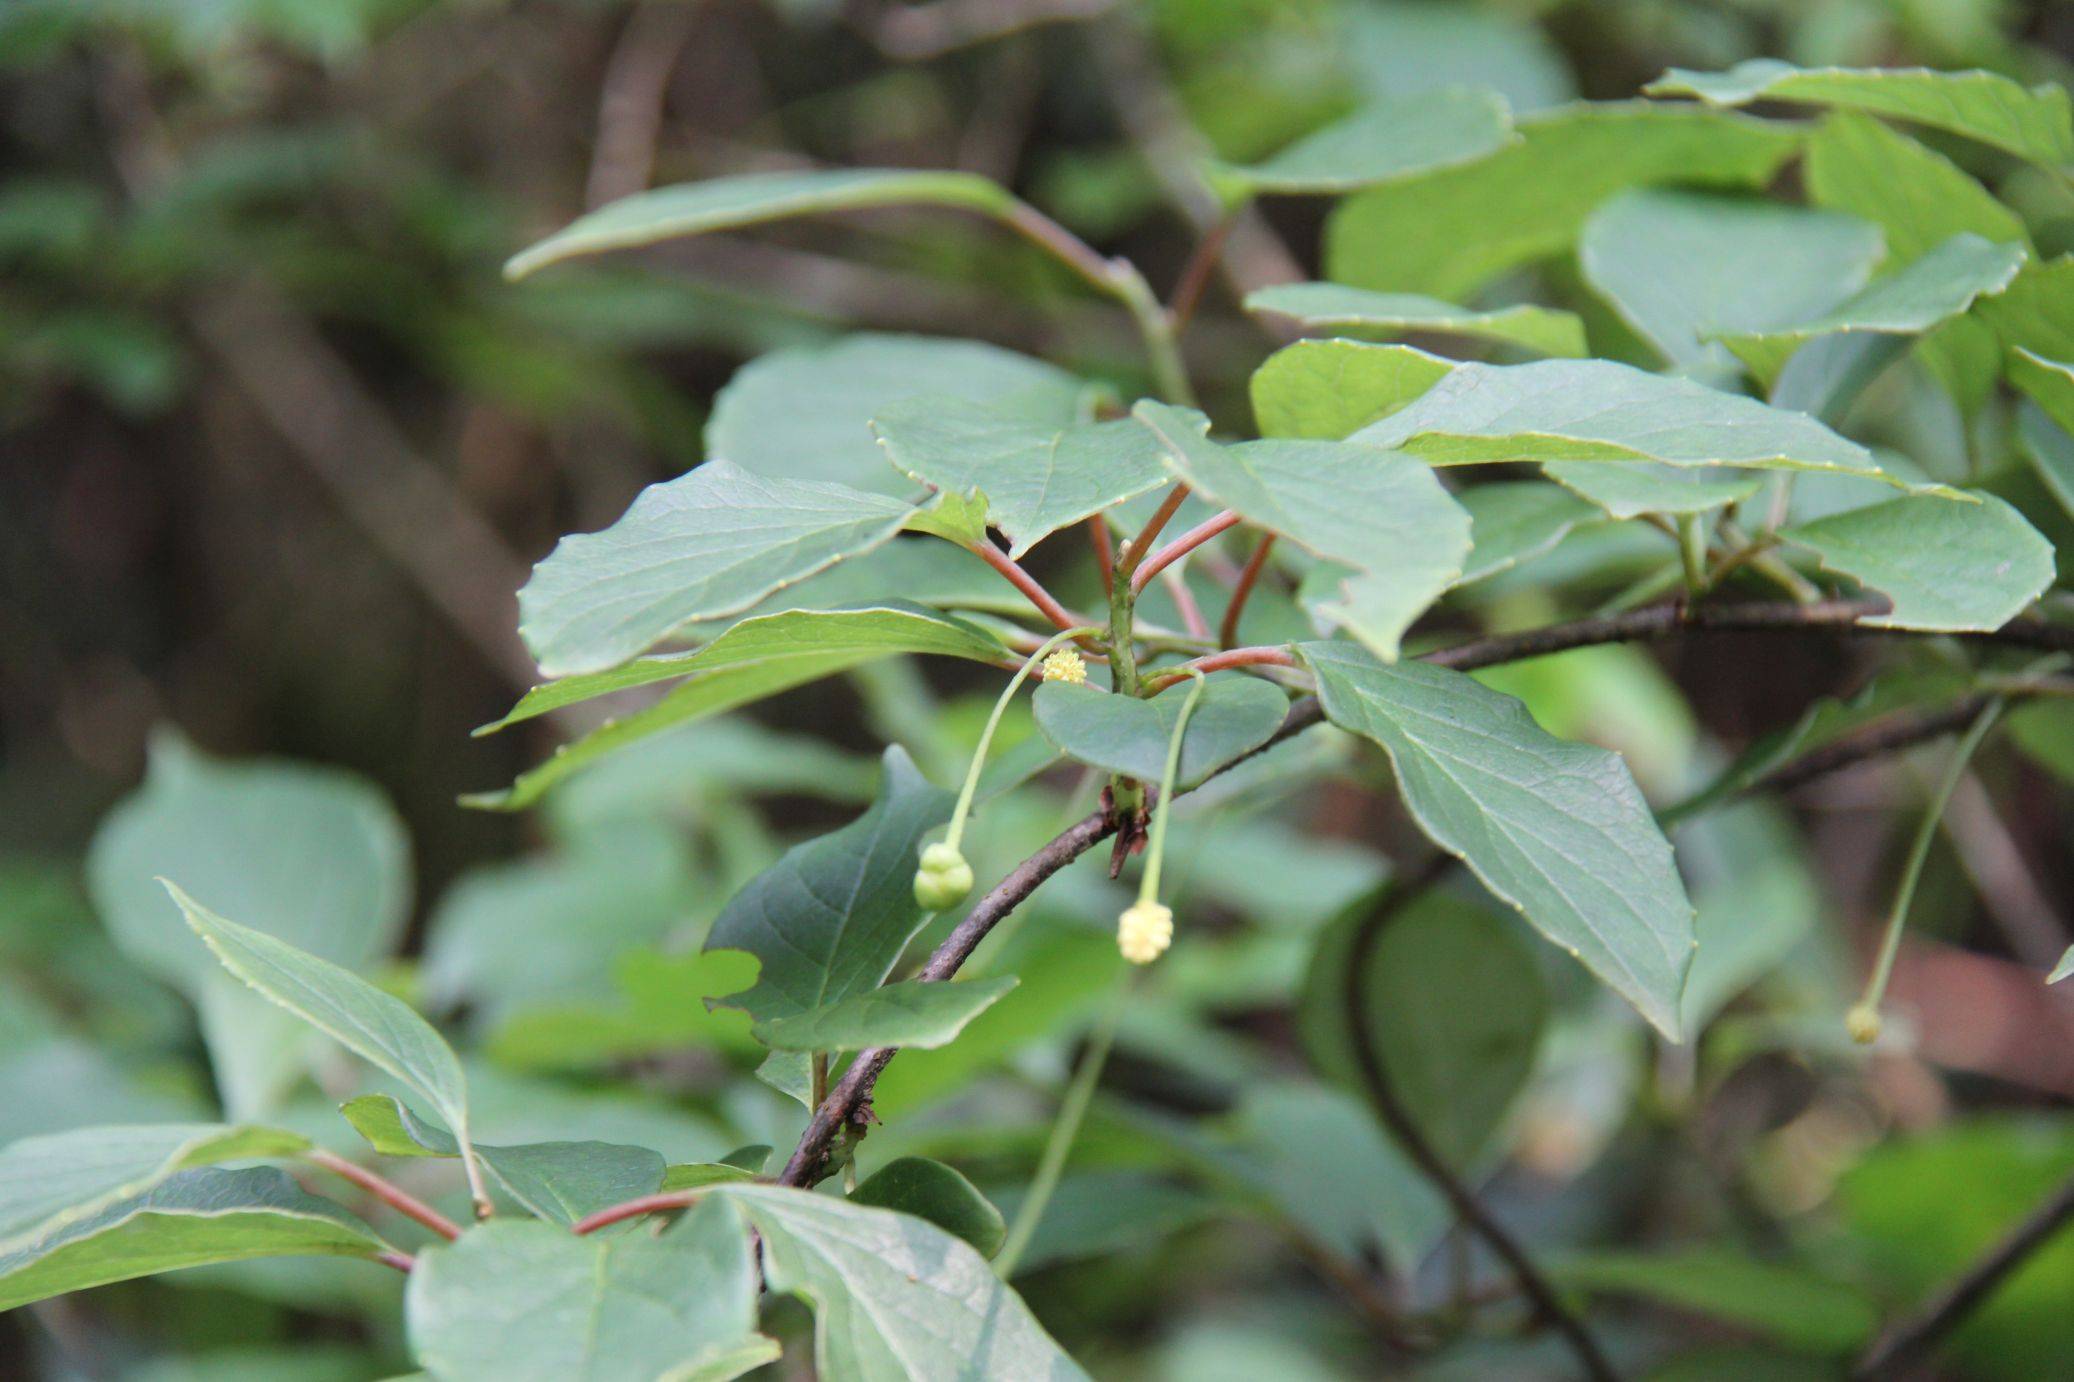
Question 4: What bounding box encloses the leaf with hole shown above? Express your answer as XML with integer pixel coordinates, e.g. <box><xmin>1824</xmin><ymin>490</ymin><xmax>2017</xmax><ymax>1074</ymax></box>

<box><xmin>1299</xmin><ymin>642</ymin><xmax>1695</xmax><ymax>1039</ymax></box>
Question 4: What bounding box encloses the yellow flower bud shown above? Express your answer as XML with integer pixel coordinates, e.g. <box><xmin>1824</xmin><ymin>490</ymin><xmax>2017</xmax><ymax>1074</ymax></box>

<box><xmin>1040</xmin><ymin>647</ymin><xmax>1088</xmax><ymax>685</ymax></box>
<box><xmin>1845</xmin><ymin>1004</ymin><xmax>1882</xmax><ymax>1046</ymax></box>
<box><xmin>913</xmin><ymin>841</ymin><xmax>973</xmax><ymax>912</ymax></box>
<box><xmin>1117</xmin><ymin>900</ymin><xmax>1173</xmax><ymax>965</ymax></box>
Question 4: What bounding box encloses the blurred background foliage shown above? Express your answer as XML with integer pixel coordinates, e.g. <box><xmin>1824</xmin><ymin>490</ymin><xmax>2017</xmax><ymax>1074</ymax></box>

<box><xmin>4</xmin><ymin>0</ymin><xmax>2074</xmax><ymax>1378</ymax></box>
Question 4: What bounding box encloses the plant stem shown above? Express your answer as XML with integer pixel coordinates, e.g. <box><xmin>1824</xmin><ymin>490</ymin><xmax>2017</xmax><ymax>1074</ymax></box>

<box><xmin>1677</xmin><ymin>515</ymin><xmax>1709</xmax><ymax>595</ymax></box>
<box><xmin>775</xmin><ymin>599</ymin><xmax>2074</xmax><ymax>1187</ymax></box>
<box><xmin>1159</xmin><ymin>567</ymin><xmax>1211</xmax><ymax>641</ymax></box>
<box><xmin>573</xmin><ymin>1190</ymin><xmax>704</xmax><ymax>1235</ymax></box>
<box><xmin>377</xmin><ymin>1250</ymin><xmax>415</xmax><ymax>1273</ymax></box>
<box><xmin>1221</xmin><ymin>533</ymin><xmax>1277</xmax><ymax>649</ymax></box>
<box><xmin>1853</xmin><ymin>1166</ymin><xmax>2074</xmax><ymax>1379</ymax></box>
<box><xmin>1121</xmin><ymin>486</ymin><xmax>1191</xmax><ymax>580</ymax></box>
<box><xmin>994</xmin><ymin>973</ymin><xmax>1131</xmax><ymax>1278</ymax></box>
<box><xmin>998</xmin><ymin>200</ymin><xmax>1195</xmax><ymax>405</ymax></box>
<box><xmin>1142</xmin><ymin>644</ymin><xmax>1297</xmax><ymax>693</ymax></box>
<box><xmin>1107</xmin><ymin>567</ymin><xmax>1141</xmax><ymax>700</ymax></box>
<box><xmin>1853</xmin><ymin>698</ymin><xmax>2004</xmax><ymax>1021</ymax></box>
<box><xmin>1139</xmin><ymin>669</ymin><xmax>1207</xmax><ymax>903</ymax></box>
<box><xmin>968</xmin><ymin>539</ymin><xmax>1089</xmax><ymax>635</ymax></box>
<box><xmin>1341</xmin><ymin>866</ymin><xmax>1621</xmax><ymax>1382</ymax></box>
<box><xmin>1087</xmin><ymin>515</ymin><xmax>1114</xmax><ymax>587</ymax></box>
<box><xmin>1131</xmin><ymin>509</ymin><xmax>1242</xmax><ymax>593</ymax></box>
<box><xmin>948</xmin><ymin>626</ymin><xmax>1104</xmax><ymax>852</ymax></box>
<box><xmin>1165</xmin><ymin>208</ymin><xmax>1237</xmax><ymax>334</ymax></box>
<box><xmin>306</xmin><ymin>1149</ymin><xmax>463</xmax><ymax>1242</ymax></box>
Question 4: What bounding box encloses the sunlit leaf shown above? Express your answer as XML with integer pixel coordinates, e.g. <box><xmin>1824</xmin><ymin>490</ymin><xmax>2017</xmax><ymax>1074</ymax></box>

<box><xmin>1246</xmin><ymin>282</ymin><xmax>1585</xmax><ymax>357</ymax></box>
<box><xmin>752</xmin><ymin>977</ymin><xmax>1017</xmax><ymax>1053</ymax></box>
<box><xmin>1218</xmin><ymin>87</ymin><xmax>1513</xmax><ymax>193</ymax></box>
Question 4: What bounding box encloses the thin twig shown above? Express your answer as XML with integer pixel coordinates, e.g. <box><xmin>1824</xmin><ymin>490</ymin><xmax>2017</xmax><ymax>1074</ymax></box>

<box><xmin>585</xmin><ymin>3</ymin><xmax>697</xmax><ymax>209</ymax></box>
<box><xmin>1221</xmin><ymin>533</ymin><xmax>1277</xmax><ymax>650</ymax></box>
<box><xmin>1854</xmin><ymin>1167</ymin><xmax>2074</xmax><ymax>1379</ymax></box>
<box><xmin>376</xmin><ymin>1250</ymin><xmax>416</xmax><ymax>1273</ymax></box>
<box><xmin>967</xmin><ymin>539</ymin><xmax>1091</xmax><ymax>635</ymax></box>
<box><xmin>1087</xmin><ymin>515</ymin><xmax>1114</xmax><ymax>587</ymax></box>
<box><xmin>1160</xmin><ymin>567</ymin><xmax>1211</xmax><ymax>641</ymax></box>
<box><xmin>1142</xmin><ymin>644</ymin><xmax>1296</xmax><ymax>692</ymax></box>
<box><xmin>1131</xmin><ymin>509</ymin><xmax>1242</xmax><ymax>593</ymax></box>
<box><xmin>1340</xmin><ymin>863</ymin><xmax>1621</xmax><ymax>1382</ymax></box>
<box><xmin>1165</xmin><ymin>208</ymin><xmax>1237</xmax><ymax>333</ymax></box>
<box><xmin>1121</xmin><ymin>486</ymin><xmax>1192</xmax><ymax>579</ymax></box>
<box><xmin>306</xmin><ymin>1149</ymin><xmax>464</xmax><ymax>1242</ymax></box>
<box><xmin>573</xmin><ymin>1189</ymin><xmax>705</xmax><ymax>1235</ymax></box>
<box><xmin>775</xmin><ymin>598</ymin><xmax>2074</xmax><ymax>1185</ymax></box>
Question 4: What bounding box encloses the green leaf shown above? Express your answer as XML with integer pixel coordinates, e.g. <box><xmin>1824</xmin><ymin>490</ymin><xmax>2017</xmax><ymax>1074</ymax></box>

<box><xmin>1977</xmin><ymin>257</ymin><xmax>2074</xmax><ymax>363</ymax></box>
<box><xmin>1579</xmin><ymin>189</ymin><xmax>1884</xmax><ymax>372</ymax></box>
<box><xmin>486</xmin><ymin>949</ymin><xmax>761</xmax><ymax>1073</ymax></box>
<box><xmin>1299</xmin><ymin>889</ymin><xmax>1546</xmax><ymax>1168</ymax></box>
<box><xmin>85</xmin><ymin>733</ymin><xmax>410</xmax><ymax>1118</ymax></box>
<box><xmin>1647</xmin><ymin>59</ymin><xmax>2074</xmax><ymax>166</ymax></box>
<box><xmin>706</xmin><ymin>748</ymin><xmax>952</xmax><ymax>1023</ymax></box>
<box><xmin>506</xmin><ymin>169</ymin><xmax>1018</xmax><ymax>278</ymax></box>
<box><xmin>407</xmin><ymin>1204</ymin><xmax>774</xmax><ymax>1382</ymax></box>
<box><xmin>849</xmin><ymin>1157</ymin><xmax>1006</xmax><ymax>1258</ymax></box>
<box><xmin>1032</xmin><ymin>675</ymin><xmax>1290</xmax><ymax>787</ymax></box>
<box><xmin>2008</xmin><ymin>348</ymin><xmax>2074</xmax><ymax>439</ymax></box>
<box><xmin>0</xmin><ymin>1166</ymin><xmax>388</xmax><ymax>1312</ymax></box>
<box><xmin>481</xmin><ymin>602</ymin><xmax>1009</xmax><ymax>735</ymax></box>
<box><xmin>338</xmin><ymin>1096</ymin><xmax>665</xmax><ymax>1227</ymax></box>
<box><xmin>167</xmin><ymin>884</ymin><xmax>474</xmax><ymax>1148</ymax></box>
<box><xmin>1249</xmin><ymin>339</ymin><xmax>1455</xmax><ymax>440</ymax></box>
<box><xmin>1803</xmin><ymin>112</ymin><xmax>2028</xmax><ymax>413</ymax></box>
<box><xmin>1778</xmin><ymin>493</ymin><xmax>2055</xmax><ymax>631</ymax></box>
<box><xmin>1352</xmin><ymin>358</ymin><xmax>1943</xmax><ymax>493</ymax></box>
<box><xmin>471</xmin><ymin>603</ymin><xmax>1006</xmax><ymax>812</ymax></box>
<box><xmin>871</xmin><ymin>399</ymin><xmax>1173</xmax><ymax>558</ymax></box>
<box><xmin>1218</xmin><ymin>87</ymin><xmax>1513</xmax><ymax>193</ymax></box>
<box><xmin>420</xmin><ymin>831</ymin><xmax>692</xmax><ymax>1025</ymax></box>
<box><xmin>1718</xmin><ymin>234</ymin><xmax>2027</xmax><ymax>386</ymax></box>
<box><xmin>1298</xmin><ymin>643</ymin><xmax>1695</xmax><ymax>1038</ymax></box>
<box><xmin>0</xmin><ymin>1123</ymin><xmax>311</xmax><ymax>1255</ymax></box>
<box><xmin>519</xmin><ymin>461</ymin><xmax>918</xmax><ymax>678</ymax></box>
<box><xmin>707</xmin><ymin>334</ymin><xmax>1096</xmax><ymax>493</ymax></box>
<box><xmin>717</xmin><ymin>1183</ymin><xmax>1087</xmax><ymax>1381</ymax></box>
<box><xmin>660</xmin><ymin>1163</ymin><xmax>760</xmax><ymax>1193</ymax></box>
<box><xmin>2049</xmin><ymin>946</ymin><xmax>2074</xmax><ymax>984</ymax></box>
<box><xmin>1137</xmin><ymin>401</ymin><xmax>1472</xmax><ymax>658</ymax></box>
<box><xmin>753</xmin><ymin>976</ymin><xmax>1017</xmax><ymax>1052</ymax></box>
<box><xmin>1245</xmin><ymin>282</ymin><xmax>1585</xmax><ymax>358</ymax></box>
<box><xmin>1558</xmin><ymin>1247</ymin><xmax>1877</xmax><ymax>1353</ymax></box>
<box><xmin>1324</xmin><ymin>102</ymin><xmax>1801</xmax><ymax>299</ymax></box>
<box><xmin>1454</xmin><ymin>482</ymin><xmax>1606</xmax><ymax>585</ymax></box>
<box><xmin>1544</xmin><ymin>464</ymin><xmax>1762</xmax><ymax>520</ymax></box>
<box><xmin>1225</xmin><ymin>1083</ymin><xmax>1449</xmax><ymax>1271</ymax></box>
